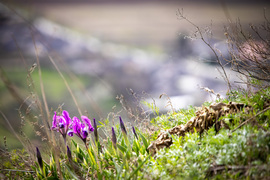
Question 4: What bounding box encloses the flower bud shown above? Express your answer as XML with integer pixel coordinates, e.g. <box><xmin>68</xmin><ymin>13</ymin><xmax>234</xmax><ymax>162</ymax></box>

<box><xmin>67</xmin><ymin>146</ymin><xmax>72</xmax><ymax>161</ymax></box>
<box><xmin>93</xmin><ymin>118</ymin><xmax>98</xmax><ymax>142</ymax></box>
<box><xmin>36</xmin><ymin>147</ymin><xmax>43</xmax><ymax>169</ymax></box>
<box><xmin>132</xmin><ymin>126</ymin><xmax>138</xmax><ymax>139</ymax></box>
<box><xmin>111</xmin><ymin>127</ymin><xmax>117</xmax><ymax>148</ymax></box>
<box><xmin>119</xmin><ymin>116</ymin><xmax>127</xmax><ymax>135</ymax></box>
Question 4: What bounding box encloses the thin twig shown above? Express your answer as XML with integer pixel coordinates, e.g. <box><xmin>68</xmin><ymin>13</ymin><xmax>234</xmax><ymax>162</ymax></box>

<box><xmin>177</xmin><ymin>9</ymin><xmax>231</xmax><ymax>91</ymax></box>
<box><xmin>208</xmin><ymin>164</ymin><xmax>268</xmax><ymax>174</ymax></box>
<box><xmin>0</xmin><ymin>111</ymin><xmax>25</xmax><ymax>147</ymax></box>
<box><xmin>232</xmin><ymin>106</ymin><xmax>270</xmax><ymax>132</ymax></box>
<box><xmin>0</xmin><ymin>169</ymin><xmax>35</xmax><ymax>173</ymax></box>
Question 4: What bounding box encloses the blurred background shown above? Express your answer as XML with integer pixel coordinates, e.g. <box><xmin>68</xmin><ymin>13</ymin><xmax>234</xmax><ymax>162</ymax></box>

<box><xmin>0</xmin><ymin>0</ymin><xmax>269</xmax><ymax>148</ymax></box>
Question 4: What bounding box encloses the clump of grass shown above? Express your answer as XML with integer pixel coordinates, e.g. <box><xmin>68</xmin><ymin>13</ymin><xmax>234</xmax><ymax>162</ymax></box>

<box><xmin>30</xmin><ymin>115</ymin><xmax>151</xmax><ymax>179</ymax></box>
<box><xmin>145</xmin><ymin>87</ymin><xmax>270</xmax><ymax>179</ymax></box>
<box><xmin>0</xmin><ymin>143</ymin><xmax>34</xmax><ymax>179</ymax></box>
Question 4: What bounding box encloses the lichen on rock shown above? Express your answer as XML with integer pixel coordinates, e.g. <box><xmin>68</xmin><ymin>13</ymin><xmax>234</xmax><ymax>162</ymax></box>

<box><xmin>148</xmin><ymin>101</ymin><xmax>250</xmax><ymax>155</ymax></box>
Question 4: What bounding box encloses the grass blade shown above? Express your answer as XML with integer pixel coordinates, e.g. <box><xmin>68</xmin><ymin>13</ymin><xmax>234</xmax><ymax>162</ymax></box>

<box><xmin>127</xmin><ymin>154</ymin><xmax>151</xmax><ymax>180</ymax></box>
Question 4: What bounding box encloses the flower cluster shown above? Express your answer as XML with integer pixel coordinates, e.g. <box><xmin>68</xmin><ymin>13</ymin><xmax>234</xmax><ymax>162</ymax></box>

<box><xmin>51</xmin><ymin>110</ymin><xmax>94</xmax><ymax>145</ymax></box>
<box><xmin>68</xmin><ymin>116</ymin><xmax>94</xmax><ymax>143</ymax></box>
<box><xmin>51</xmin><ymin>110</ymin><xmax>72</xmax><ymax>140</ymax></box>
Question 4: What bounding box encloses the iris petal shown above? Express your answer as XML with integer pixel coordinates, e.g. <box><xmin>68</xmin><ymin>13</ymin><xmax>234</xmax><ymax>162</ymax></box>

<box><xmin>82</xmin><ymin>116</ymin><xmax>94</xmax><ymax>132</ymax></box>
<box><xmin>63</xmin><ymin>110</ymin><xmax>71</xmax><ymax>125</ymax></box>
<box><xmin>59</xmin><ymin>123</ymin><xmax>64</xmax><ymax>128</ymax></box>
<box><xmin>51</xmin><ymin>112</ymin><xmax>58</xmax><ymax>129</ymax></box>
<box><xmin>67</xmin><ymin>130</ymin><xmax>74</xmax><ymax>137</ymax></box>
<box><xmin>82</xmin><ymin>130</ymin><xmax>88</xmax><ymax>139</ymax></box>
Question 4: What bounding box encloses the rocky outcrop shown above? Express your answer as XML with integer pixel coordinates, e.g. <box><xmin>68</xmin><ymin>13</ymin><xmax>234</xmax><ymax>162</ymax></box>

<box><xmin>148</xmin><ymin>102</ymin><xmax>251</xmax><ymax>155</ymax></box>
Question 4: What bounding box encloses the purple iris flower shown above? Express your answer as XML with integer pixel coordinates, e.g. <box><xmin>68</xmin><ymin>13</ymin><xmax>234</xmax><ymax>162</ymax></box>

<box><xmin>51</xmin><ymin>110</ymin><xmax>72</xmax><ymax>142</ymax></box>
<box><xmin>68</xmin><ymin>116</ymin><xmax>94</xmax><ymax>144</ymax></box>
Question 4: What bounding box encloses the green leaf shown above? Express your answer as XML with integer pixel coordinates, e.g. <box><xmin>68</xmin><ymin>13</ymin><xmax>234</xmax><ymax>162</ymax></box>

<box><xmin>46</xmin><ymin>177</ymin><xmax>59</xmax><ymax>180</ymax></box>
<box><xmin>116</xmin><ymin>161</ymin><xmax>125</xmax><ymax>180</ymax></box>
<box><xmin>127</xmin><ymin>154</ymin><xmax>151</xmax><ymax>180</ymax></box>
<box><xmin>62</xmin><ymin>164</ymin><xmax>79</xmax><ymax>180</ymax></box>
<box><xmin>71</xmin><ymin>139</ymin><xmax>78</xmax><ymax>148</ymax></box>
<box><xmin>132</xmin><ymin>139</ymin><xmax>140</xmax><ymax>156</ymax></box>
<box><xmin>138</xmin><ymin>132</ymin><xmax>149</xmax><ymax>154</ymax></box>
<box><xmin>117</xmin><ymin>144</ymin><xmax>127</xmax><ymax>153</ymax></box>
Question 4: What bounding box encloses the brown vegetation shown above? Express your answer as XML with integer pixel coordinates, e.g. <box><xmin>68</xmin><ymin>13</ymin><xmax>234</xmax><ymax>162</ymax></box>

<box><xmin>148</xmin><ymin>101</ymin><xmax>252</xmax><ymax>155</ymax></box>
